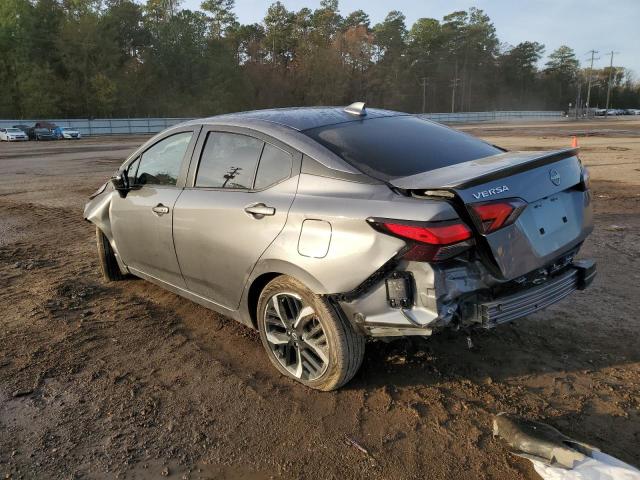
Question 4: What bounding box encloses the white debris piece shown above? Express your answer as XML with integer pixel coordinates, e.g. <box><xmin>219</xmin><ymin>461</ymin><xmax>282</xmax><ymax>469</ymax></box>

<box><xmin>530</xmin><ymin>450</ymin><xmax>640</xmax><ymax>480</ymax></box>
<box><xmin>493</xmin><ymin>413</ymin><xmax>640</xmax><ymax>480</ymax></box>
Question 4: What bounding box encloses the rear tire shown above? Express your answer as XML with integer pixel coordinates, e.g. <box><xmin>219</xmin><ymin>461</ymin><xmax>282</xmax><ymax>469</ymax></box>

<box><xmin>257</xmin><ymin>276</ymin><xmax>365</xmax><ymax>391</ymax></box>
<box><xmin>95</xmin><ymin>227</ymin><xmax>126</xmax><ymax>281</ymax></box>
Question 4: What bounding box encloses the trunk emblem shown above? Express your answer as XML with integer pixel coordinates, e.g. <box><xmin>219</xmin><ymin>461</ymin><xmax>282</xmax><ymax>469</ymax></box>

<box><xmin>549</xmin><ymin>169</ymin><xmax>561</xmax><ymax>186</ymax></box>
<box><xmin>472</xmin><ymin>185</ymin><xmax>509</xmax><ymax>199</ymax></box>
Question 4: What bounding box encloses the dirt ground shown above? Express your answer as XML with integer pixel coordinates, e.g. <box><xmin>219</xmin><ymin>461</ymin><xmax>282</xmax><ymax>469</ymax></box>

<box><xmin>0</xmin><ymin>118</ymin><xmax>638</xmax><ymax>480</ymax></box>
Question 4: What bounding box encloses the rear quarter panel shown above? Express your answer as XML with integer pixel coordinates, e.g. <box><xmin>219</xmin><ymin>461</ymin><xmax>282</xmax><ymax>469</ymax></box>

<box><xmin>252</xmin><ymin>174</ymin><xmax>460</xmax><ymax>295</ymax></box>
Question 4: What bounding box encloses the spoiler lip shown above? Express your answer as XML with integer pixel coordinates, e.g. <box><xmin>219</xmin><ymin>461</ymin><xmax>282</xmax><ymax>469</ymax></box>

<box><xmin>389</xmin><ymin>148</ymin><xmax>579</xmax><ymax>191</ymax></box>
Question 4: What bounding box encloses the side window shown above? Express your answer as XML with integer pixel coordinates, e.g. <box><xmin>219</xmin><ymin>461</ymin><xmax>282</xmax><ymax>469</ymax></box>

<box><xmin>195</xmin><ymin>132</ymin><xmax>263</xmax><ymax>189</ymax></box>
<box><xmin>136</xmin><ymin>132</ymin><xmax>193</xmax><ymax>187</ymax></box>
<box><xmin>254</xmin><ymin>143</ymin><xmax>292</xmax><ymax>190</ymax></box>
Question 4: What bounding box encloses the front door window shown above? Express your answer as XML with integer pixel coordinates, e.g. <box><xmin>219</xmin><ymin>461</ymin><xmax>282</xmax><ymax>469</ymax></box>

<box><xmin>135</xmin><ymin>132</ymin><xmax>193</xmax><ymax>187</ymax></box>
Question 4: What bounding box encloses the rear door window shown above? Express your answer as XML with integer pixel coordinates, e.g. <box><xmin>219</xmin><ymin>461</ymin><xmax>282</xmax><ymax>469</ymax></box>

<box><xmin>254</xmin><ymin>143</ymin><xmax>292</xmax><ymax>190</ymax></box>
<box><xmin>136</xmin><ymin>132</ymin><xmax>193</xmax><ymax>186</ymax></box>
<box><xmin>303</xmin><ymin>116</ymin><xmax>502</xmax><ymax>181</ymax></box>
<box><xmin>195</xmin><ymin>132</ymin><xmax>264</xmax><ymax>189</ymax></box>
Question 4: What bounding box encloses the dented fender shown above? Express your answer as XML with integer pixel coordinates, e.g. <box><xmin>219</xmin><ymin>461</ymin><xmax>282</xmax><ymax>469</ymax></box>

<box><xmin>84</xmin><ymin>185</ymin><xmax>128</xmax><ymax>273</ymax></box>
<box><xmin>84</xmin><ymin>186</ymin><xmax>112</xmax><ymax>236</ymax></box>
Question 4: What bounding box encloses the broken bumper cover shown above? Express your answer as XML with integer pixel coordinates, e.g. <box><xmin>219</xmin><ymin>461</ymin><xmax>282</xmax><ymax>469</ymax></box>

<box><xmin>338</xmin><ymin>258</ymin><xmax>596</xmax><ymax>337</ymax></box>
<box><xmin>465</xmin><ymin>259</ymin><xmax>596</xmax><ymax>328</ymax></box>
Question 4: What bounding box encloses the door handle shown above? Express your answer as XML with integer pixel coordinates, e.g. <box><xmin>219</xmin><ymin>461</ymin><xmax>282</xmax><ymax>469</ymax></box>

<box><xmin>244</xmin><ymin>203</ymin><xmax>276</xmax><ymax>218</ymax></box>
<box><xmin>152</xmin><ymin>204</ymin><xmax>170</xmax><ymax>216</ymax></box>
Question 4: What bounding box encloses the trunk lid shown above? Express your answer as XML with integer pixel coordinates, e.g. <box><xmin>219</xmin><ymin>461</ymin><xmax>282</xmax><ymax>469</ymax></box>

<box><xmin>389</xmin><ymin>148</ymin><xmax>594</xmax><ymax>280</ymax></box>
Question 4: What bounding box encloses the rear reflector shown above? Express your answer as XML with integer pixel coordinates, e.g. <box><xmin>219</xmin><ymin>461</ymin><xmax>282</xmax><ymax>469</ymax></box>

<box><xmin>467</xmin><ymin>198</ymin><xmax>527</xmax><ymax>234</ymax></box>
<box><xmin>368</xmin><ymin>219</ymin><xmax>473</xmax><ymax>262</ymax></box>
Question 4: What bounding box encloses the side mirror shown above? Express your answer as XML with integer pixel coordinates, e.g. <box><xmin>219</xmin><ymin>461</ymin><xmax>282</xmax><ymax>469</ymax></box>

<box><xmin>111</xmin><ymin>172</ymin><xmax>130</xmax><ymax>197</ymax></box>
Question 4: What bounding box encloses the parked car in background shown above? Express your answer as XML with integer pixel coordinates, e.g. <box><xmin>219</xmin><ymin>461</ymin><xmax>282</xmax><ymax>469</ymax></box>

<box><xmin>28</xmin><ymin>121</ymin><xmax>58</xmax><ymax>140</ymax></box>
<box><xmin>34</xmin><ymin>121</ymin><xmax>57</xmax><ymax>130</ymax></box>
<box><xmin>12</xmin><ymin>125</ymin><xmax>30</xmax><ymax>136</ymax></box>
<box><xmin>0</xmin><ymin>127</ymin><xmax>29</xmax><ymax>141</ymax></box>
<box><xmin>53</xmin><ymin>126</ymin><xmax>82</xmax><ymax>140</ymax></box>
<box><xmin>28</xmin><ymin>127</ymin><xmax>56</xmax><ymax>141</ymax></box>
<box><xmin>85</xmin><ymin>104</ymin><xmax>596</xmax><ymax>390</ymax></box>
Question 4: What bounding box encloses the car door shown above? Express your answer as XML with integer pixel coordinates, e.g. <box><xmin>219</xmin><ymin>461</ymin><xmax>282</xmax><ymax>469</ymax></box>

<box><xmin>110</xmin><ymin>127</ymin><xmax>199</xmax><ymax>288</ymax></box>
<box><xmin>173</xmin><ymin>127</ymin><xmax>300</xmax><ymax>309</ymax></box>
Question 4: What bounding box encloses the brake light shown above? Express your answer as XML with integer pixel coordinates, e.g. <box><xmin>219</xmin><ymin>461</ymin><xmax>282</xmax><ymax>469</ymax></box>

<box><xmin>368</xmin><ymin>219</ymin><xmax>473</xmax><ymax>262</ymax></box>
<box><xmin>383</xmin><ymin>223</ymin><xmax>471</xmax><ymax>245</ymax></box>
<box><xmin>468</xmin><ymin>198</ymin><xmax>527</xmax><ymax>234</ymax></box>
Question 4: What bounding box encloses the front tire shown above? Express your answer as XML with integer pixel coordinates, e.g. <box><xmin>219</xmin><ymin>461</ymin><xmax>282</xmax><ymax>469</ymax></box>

<box><xmin>95</xmin><ymin>227</ymin><xmax>126</xmax><ymax>281</ymax></box>
<box><xmin>257</xmin><ymin>276</ymin><xmax>365</xmax><ymax>391</ymax></box>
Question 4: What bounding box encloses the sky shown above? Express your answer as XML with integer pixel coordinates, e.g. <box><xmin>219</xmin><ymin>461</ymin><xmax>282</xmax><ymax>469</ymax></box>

<box><xmin>180</xmin><ymin>0</ymin><xmax>640</xmax><ymax>75</ymax></box>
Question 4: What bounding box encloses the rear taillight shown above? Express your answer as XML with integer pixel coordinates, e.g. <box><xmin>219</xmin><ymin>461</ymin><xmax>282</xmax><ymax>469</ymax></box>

<box><xmin>368</xmin><ymin>219</ymin><xmax>473</xmax><ymax>262</ymax></box>
<box><xmin>467</xmin><ymin>198</ymin><xmax>527</xmax><ymax>234</ymax></box>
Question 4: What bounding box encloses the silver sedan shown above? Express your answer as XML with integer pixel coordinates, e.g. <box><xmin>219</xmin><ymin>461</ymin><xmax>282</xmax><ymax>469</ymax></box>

<box><xmin>85</xmin><ymin>104</ymin><xmax>596</xmax><ymax>390</ymax></box>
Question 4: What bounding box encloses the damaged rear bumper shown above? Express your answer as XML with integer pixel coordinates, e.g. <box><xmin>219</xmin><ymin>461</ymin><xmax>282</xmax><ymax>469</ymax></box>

<box><xmin>338</xmin><ymin>259</ymin><xmax>596</xmax><ymax>337</ymax></box>
<box><xmin>463</xmin><ymin>259</ymin><xmax>596</xmax><ymax>328</ymax></box>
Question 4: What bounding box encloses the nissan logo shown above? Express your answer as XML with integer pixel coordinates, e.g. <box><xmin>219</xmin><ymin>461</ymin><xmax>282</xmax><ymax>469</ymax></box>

<box><xmin>549</xmin><ymin>169</ymin><xmax>561</xmax><ymax>186</ymax></box>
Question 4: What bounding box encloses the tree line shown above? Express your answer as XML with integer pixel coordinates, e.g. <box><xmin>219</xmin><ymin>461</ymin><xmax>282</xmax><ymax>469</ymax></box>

<box><xmin>1</xmin><ymin>0</ymin><xmax>638</xmax><ymax>119</ymax></box>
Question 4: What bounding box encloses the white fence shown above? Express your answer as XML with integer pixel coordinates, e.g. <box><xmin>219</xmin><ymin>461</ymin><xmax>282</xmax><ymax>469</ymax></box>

<box><xmin>1</xmin><ymin>111</ymin><xmax>564</xmax><ymax>136</ymax></box>
<box><xmin>419</xmin><ymin>110</ymin><xmax>564</xmax><ymax>123</ymax></box>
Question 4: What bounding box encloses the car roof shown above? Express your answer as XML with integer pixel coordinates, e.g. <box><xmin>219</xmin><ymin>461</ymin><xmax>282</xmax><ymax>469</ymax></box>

<box><xmin>195</xmin><ymin>106</ymin><xmax>407</xmax><ymax>131</ymax></box>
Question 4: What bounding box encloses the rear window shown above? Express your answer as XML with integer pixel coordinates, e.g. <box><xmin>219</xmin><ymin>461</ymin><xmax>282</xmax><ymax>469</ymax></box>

<box><xmin>254</xmin><ymin>143</ymin><xmax>292</xmax><ymax>190</ymax></box>
<box><xmin>304</xmin><ymin>116</ymin><xmax>502</xmax><ymax>181</ymax></box>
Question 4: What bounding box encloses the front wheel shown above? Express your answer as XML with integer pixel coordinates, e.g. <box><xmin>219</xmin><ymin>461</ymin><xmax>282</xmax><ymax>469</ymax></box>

<box><xmin>95</xmin><ymin>227</ymin><xmax>126</xmax><ymax>281</ymax></box>
<box><xmin>257</xmin><ymin>276</ymin><xmax>365</xmax><ymax>391</ymax></box>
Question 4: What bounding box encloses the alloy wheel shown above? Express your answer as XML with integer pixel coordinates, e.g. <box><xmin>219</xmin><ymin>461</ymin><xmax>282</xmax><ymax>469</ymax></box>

<box><xmin>262</xmin><ymin>292</ymin><xmax>329</xmax><ymax>381</ymax></box>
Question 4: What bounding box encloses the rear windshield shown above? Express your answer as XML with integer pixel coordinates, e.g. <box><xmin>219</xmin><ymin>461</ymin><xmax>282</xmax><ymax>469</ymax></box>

<box><xmin>304</xmin><ymin>115</ymin><xmax>502</xmax><ymax>181</ymax></box>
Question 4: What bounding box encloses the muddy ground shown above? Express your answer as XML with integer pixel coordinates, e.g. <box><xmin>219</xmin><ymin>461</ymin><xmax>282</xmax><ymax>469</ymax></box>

<box><xmin>0</xmin><ymin>118</ymin><xmax>638</xmax><ymax>479</ymax></box>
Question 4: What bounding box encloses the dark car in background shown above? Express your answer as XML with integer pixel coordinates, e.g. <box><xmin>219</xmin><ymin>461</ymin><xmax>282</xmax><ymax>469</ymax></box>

<box><xmin>34</xmin><ymin>121</ymin><xmax>57</xmax><ymax>130</ymax></box>
<box><xmin>28</xmin><ymin>127</ymin><xmax>56</xmax><ymax>141</ymax></box>
<box><xmin>28</xmin><ymin>122</ymin><xmax>57</xmax><ymax>141</ymax></box>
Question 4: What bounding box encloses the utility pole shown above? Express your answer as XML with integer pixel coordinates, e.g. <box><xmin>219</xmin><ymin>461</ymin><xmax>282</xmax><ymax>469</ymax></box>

<box><xmin>450</xmin><ymin>77</ymin><xmax>460</xmax><ymax>113</ymax></box>
<box><xmin>575</xmin><ymin>80</ymin><xmax>582</xmax><ymax>120</ymax></box>
<box><xmin>222</xmin><ymin>167</ymin><xmax>242</xmax><ymax>188</ymax></box>
<box><xmin>418</xmin><ymin>77</ymin><xmax>429</xmax><ymax>113</ymax></box>
<box><xmin>585</xmin><ymin>50</ymin><xmax>598</xmax><ymax>116</ymax></box>
<box><xmin>605</xmin><ymin>51</ymin><xmax>618</xmax><ymax>115</ymax></box>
